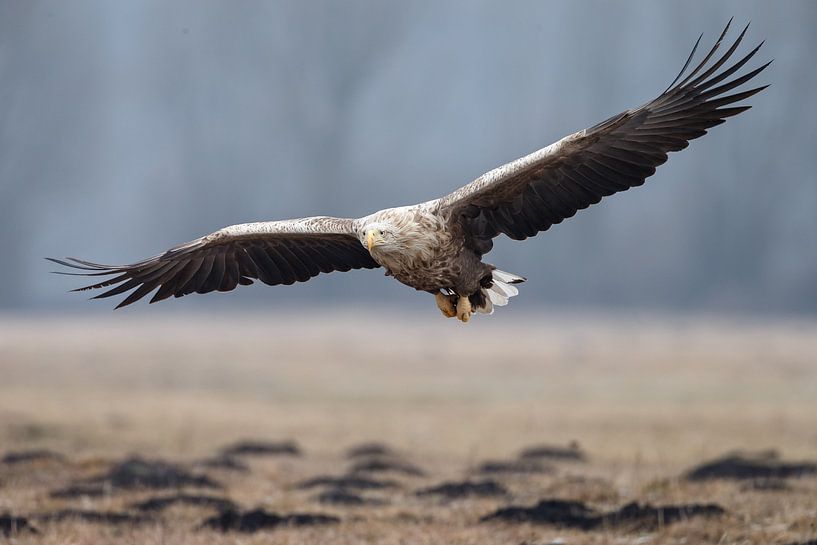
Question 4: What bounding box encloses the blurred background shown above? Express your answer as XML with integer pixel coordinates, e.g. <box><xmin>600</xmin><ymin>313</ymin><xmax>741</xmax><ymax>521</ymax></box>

<box><xmin>1</xmin><ymin>5</ymin><xmax>816</xmax><ymax>542</ymax></box>
<box><xmin>1</xmin><ymin>0</ymin><xmax>815</xmax><ymax>314</ymax></box>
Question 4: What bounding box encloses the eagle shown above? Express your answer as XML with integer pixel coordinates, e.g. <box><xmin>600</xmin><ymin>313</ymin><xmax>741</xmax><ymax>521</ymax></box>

<box><xmin>50</xmin><ymin>21</ymin><xmax>768</xmax><ymax>322</ymax></box>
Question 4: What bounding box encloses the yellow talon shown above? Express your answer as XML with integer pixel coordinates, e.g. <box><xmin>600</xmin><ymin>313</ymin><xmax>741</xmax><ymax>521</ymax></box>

<box><xmin>456</xmin><ymin>295</ymin><xmax>472</xmax><ymax>323</ymax></box>
<box><xmin>435</xmin><ymin>292</ymin><xmax>457</xmax><ymax>318</ymax></box>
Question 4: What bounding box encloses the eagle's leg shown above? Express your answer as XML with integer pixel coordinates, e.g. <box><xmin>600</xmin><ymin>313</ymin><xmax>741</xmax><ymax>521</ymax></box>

<box><xmin>456</xmin><ymin>294</ymin><xmax>472</xmax><ymax>323</ymax></box>
<box><xmin>435</xmin><ymin>291</ymin><xmax>457</xmax><ymax>318</ymax></box>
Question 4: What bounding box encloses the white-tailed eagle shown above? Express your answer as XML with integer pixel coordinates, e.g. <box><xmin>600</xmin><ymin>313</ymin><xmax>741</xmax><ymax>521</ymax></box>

<box><xmin>50</xmin><ymin>21</ymin><xmax>769</xmax><ymax>322</ymax></box>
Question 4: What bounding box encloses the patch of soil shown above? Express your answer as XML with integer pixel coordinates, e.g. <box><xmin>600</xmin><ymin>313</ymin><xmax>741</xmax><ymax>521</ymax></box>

<box><xmin>35</xmin><ymin>509</ymin><xmax>150</xmax><ymax>525</ymax></box>
<box><xmin>295</xmin><ymin>475</ymin><xmax>400</xmax><ymax>490</ymax></box>
<box><xmin>349</xmin><ymin>457</ymin><xmax>425</xmax><ymax>477</ymax></box>
<box><xmin>49</xmin><ymin>484</ymin><xmax>106</xmax><ymax>499</ymax></box>
<box><xmin>741</xmin><ymin>478</ymin><xmax>791</xmax><ymax>492</ymax></box>
<box><xmin>482</xmin><ymin>499</ymin><xmax>725</xmax><ymax>530</ymax></box>
<box><xmin>477</xmin><ymin>459</ymin><xmax>551</xmax><ymax>475</ymax></box>
<box><xmin>518</xmin><ymin>442</ymin><xmax>586</xmax><ymax>462</ymax></box>
<box><xmin>416</xmin><ymin>480</ymin><xmax>508</xmax><ymax>499</ymax></box>
<box><xmin>346</xmin><ymin>442</ymin><xmax>396</xmax><ymax>459</ymax></box>
<box><xmin>2</xmin><ymin>449</ymin><xmax>66</xmax><ymax>465</ymax></box>
<box><xmin>131</xmin><ymin>493</ymin><xmax>237</xmax><ymax>512</ymax></box>
<box><xmin>201</xmin><ymin>508</ymin><xmax>339</xmax><ymax>532</ymax></box>
<box><xmin>196</xmin><ymin>455</ymin><xmax>250</xmax><ymax>473</ymax></box>
<box><xmin>685</xmin><ymin>451</ymin><xmax>817</xmax><ymax>481</ymax></box>
<box><xmin>783</xmin><ymin>541</ymin><xmax>817</xmax><ymax>545</ymax></box>
<box><xmin>102</xmin><ymin>457</ymin><xmax>220</xmax><ymax>490</ymax></box>
<box><xmin>315</xmin><ymin>488</ymin><xmax>387</xmax><ymax>506</ymax></box>
<box><xmin>483</xmin><ymin>499</ymin><xmax>595</xmax><ymax>528</ymax></box>
<box><xmin>602</xmin><ymin>502</ymin><xmax>725</xmax><ymax>530</ymax></box>
<box><xmin>220</xmin><ymin>440</ymin><xmax>301</xmax><ymax>457</ymax></box>
<box><xmin>1</xmin><ymin>513</ymin><xmax>37</xmax><ymax>536</ymax></box>
<box><xmin>54</xmin><ymin>457</ymin><xmax>221</xmax><ymax>495</ymax></box>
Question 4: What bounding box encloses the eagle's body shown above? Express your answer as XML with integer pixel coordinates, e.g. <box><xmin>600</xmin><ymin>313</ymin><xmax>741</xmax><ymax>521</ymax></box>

<box><xmin>362</xmin><ymin>204</ymin><xmax>503</xmax><ymax>317</ymax></box>
<box><xmin>51</xmin><ymin>21</ymin><xmax>769</xmax><ymax>322</ymax></box>
<box><xmin>362</xmin><ymin>205</ymin><xmax>479</xmax><ymax>292</ymax></box>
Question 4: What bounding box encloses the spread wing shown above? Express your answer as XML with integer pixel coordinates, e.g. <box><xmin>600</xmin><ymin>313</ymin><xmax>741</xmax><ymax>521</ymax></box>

<box><xmin>432</xmin><ymin>20</ymin><xmax>770</xmax><ymax>256</ymax></box>
<box><xmin>49</xmin><ymin>216</ymin><xmax>378</xmax><ymax>308</ymax></box>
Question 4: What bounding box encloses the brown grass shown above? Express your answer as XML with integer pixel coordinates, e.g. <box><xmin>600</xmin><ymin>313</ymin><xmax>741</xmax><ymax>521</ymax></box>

<box><xmin>1</xmin><ymin>310</ymin><xmax>816</xmax><ymax>544</ymax></box>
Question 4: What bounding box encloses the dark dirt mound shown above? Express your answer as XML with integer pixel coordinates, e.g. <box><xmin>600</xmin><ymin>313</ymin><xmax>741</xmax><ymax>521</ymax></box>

<box><xmin>1</xmin><ymin>513</ymin><xmax>37</xmax><ymax>536</ymax></box>
<box><xmin>350</xmin><ymin>457</ymin><xmax>425</xmax><ymax>477</ymax></box>
<box><xmin>49</xmin><ymin>484</ymin><xmax>106</xmax><ymax>499</ymax></box>
<box><xmin>783</xmin><ymin>540</ymin><xmax>817</xmax><ymax>545</ymax></box>
<box><xmin>518</xmin><ymin>442</ymin><xmax>586</xmax><ymax>462</ymax></box>
<box><xmin>296</xmin><ymin>475</ymin><xmax>400</xmax><ymax>490</ymax></box>
<box><xmin>2</xmin><ymin>449</ymin><xmax>66</xmax><ymax>465</ymax></box>
<box><xmin>741</xmin><ymin>478</ymin><xmax>791</xmax><ymax>492</ymax></box>
<box><xmin>220</xmin><ymin>440</ymin><xmax>301</xmax><ymax>457</ymax></box>
<box><xmin>685</xmin><ymin>451</ymin><xmax>817</xmax><ymax>481</ymax></box>
<box><xmin>35</xmin><ymin>509</ymin><xmax>150</xmax><ymax>525</ymax></box>
<box><xmin>603</xmin><ymin>502</ymin><xmax>725</xmax><ymax>530</ymax></box>
<box><xmin>96</xmin><ymin>457</ymin><xmax>220</xmax><ymax>490</ymax></box>
<box><xmin>131</xmin><ymin>493</ymin><xmax>237</xmax><ymax>512</ymax></box>
<box><xmin>202</xmin><ymin>508</ymin><xmax>339</xmax><ymax>532</ymax></box>
<box><xmin>477</xmin><ymin>459</ymin><xmax>551</xmax><ymax>475</ymax></box>
<box><xmin>346</xmin><ymin>442</ymin><xmax>396</xmax><ymax>459</ymax></box>
<box><xmin>196</xmin><ymin>455</ymin><xmax>250</xmax><ymax>473</ymax></box>
<box><xmin>482</xmin><ymin>499</ymin><xmax>724</xmax><ymax>530</ymax></box>
<box><xmin>483</xmin><ymin>499</ymin><xmax>596</xmax><ymax>528</ymax></box>
<box><xmin>315</xmin><ymin>488</ymin><xmax>387</xmax><ymax>506</ymax></box>
<box><xmin>52</xmin><ymin>457</ymin><xmax>221</xmax><ymax>496</ymax></box>
<box><xmin>416</xmin><ymin>480</ymin><xmax>508</xmax><ymax>499</ymax></box>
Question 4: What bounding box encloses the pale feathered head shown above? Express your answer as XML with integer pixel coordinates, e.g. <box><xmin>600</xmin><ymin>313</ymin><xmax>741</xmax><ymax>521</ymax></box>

<box><xmin>360</xmin><ymin>208</ymin><xmax>448</xmax><ymax>267</ymax></box>
<box><xmin>361</xmin><ymin>221</ymin><xmax>400</xmax><ymax>253</ymax></box>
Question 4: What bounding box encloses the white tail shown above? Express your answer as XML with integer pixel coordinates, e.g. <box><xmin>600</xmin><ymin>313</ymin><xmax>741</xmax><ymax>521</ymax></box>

<box><xmin>475</xmin><ymin>269</ymin><xmax>525</xmax><ymax>314</ymax></box>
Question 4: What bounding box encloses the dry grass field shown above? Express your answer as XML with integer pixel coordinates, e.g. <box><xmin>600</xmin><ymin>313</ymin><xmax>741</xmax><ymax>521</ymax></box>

<box><xmin>1</xmin><ymin>310</ymin><xmax>816</xmax><ymax>544</ymax></box>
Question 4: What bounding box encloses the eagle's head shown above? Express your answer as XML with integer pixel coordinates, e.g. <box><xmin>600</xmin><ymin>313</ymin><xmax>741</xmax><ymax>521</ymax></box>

<box><xmin>361</xmin><ymin>221</ymin><xmax>400</xmax><ymax>254</ymax></box>
<box><xmin>360</xmin><ymin>208</ymin><xmax>446</xmax><ymax>270</ymax></box>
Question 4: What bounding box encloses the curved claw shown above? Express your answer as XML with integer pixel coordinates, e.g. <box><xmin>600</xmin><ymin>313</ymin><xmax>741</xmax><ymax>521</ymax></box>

<box><xmin>435</xmin><ymin>292</ymin><xmax>457</xmax><ymax>318</ymax></box>
<box><xmin>456</xmin><ymin>296</ymin><xmax>472</xmax><ymax>323</ymax></box>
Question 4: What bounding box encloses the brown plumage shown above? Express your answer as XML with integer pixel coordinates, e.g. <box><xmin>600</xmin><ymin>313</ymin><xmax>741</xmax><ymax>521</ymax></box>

<box><xmin>50</xmin><ymin>21</ymin><xmax>769</xmax><ymax>322</ymax></box>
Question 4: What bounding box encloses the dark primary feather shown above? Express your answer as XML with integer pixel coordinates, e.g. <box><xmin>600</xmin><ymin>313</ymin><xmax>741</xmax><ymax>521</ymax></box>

<box><xmin>48</xmin><ymin>220</ymin><xmax>379</xmax><ymax>308</ymax></box>
<box><xmin>436</xmin><ymin>20</ymin><xmax>770</xmax><ymax>256</ymax></box>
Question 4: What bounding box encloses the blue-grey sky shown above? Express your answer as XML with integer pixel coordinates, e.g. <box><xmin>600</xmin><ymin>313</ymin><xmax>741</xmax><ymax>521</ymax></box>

<box><xmin>1</xmin><ymin>1</ymin><xmax>815</xmax><ymax>313</ymax></box>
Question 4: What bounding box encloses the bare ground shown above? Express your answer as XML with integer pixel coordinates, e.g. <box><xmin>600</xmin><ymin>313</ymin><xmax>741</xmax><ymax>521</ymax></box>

<box><xmin>1</xmin><ymin>310</ymin><xmax>816</xmax><ymax>544</ymax></box>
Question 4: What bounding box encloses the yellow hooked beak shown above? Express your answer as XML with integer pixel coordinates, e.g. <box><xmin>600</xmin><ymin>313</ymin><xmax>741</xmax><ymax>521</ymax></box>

<box><xmin>366</xmin><ymin>230</ymin><xmax>376</xmax><ymax>251</ymax></box>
